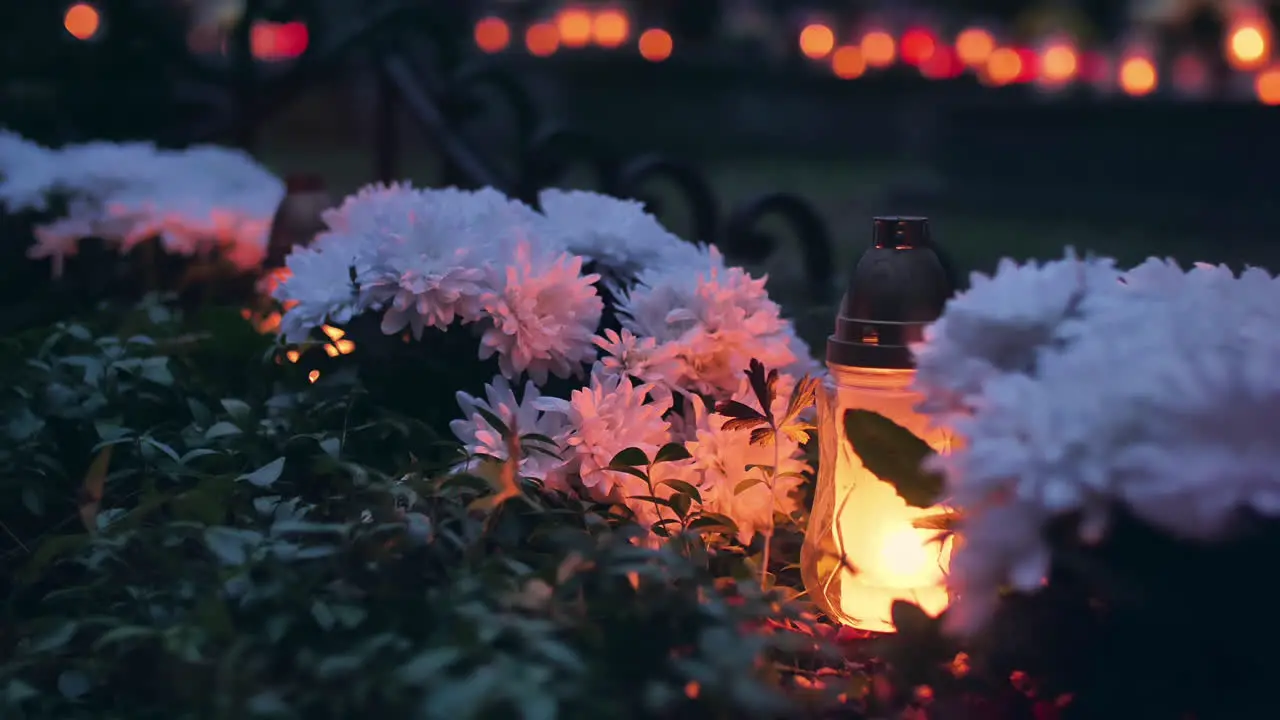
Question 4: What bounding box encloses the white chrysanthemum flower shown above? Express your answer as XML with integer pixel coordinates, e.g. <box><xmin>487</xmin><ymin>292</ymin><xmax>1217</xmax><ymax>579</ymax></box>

<box><xmin>911</xmin><ymin>250</ymin><xmax>1120</xmax><ymax>417</ymax></box>
<box><xmin>680</xmin><ymin>376</ymin><xmax>810</xmax><ymax>543</ymax></box>
<box><xmin>451</xmin><ymin>375</ymin><xmax>572</xmax><ymax>493</ymax></box>
<box><xmin>538</xmin><ymin>188</ymin><xmax>700</xmax><ymax>278</ymax></box>
<box><xmin>0</xmin><ymin>133</ymin><xmax>282</xmax><ymax>272</ymax></box>
<box><xmin>617</xmin><ymin>246</ymin><xmax>799</xmax><ymax>399</ymax></box>
<box><xmin>272</xmin><ymin>237</ymin><xmax>370</xmax><ymax>343</ymax></box>
<box><xmin>340</xmin><ymin>185</ymin><xmax>541</xmax><ymax>338</ymax></box>
<box><xmin>593</xmin><ymin>328</ymin><xmax>682</xmax><ymax>398</ymax></box>
<box><xmin>274</xmin><ymin>183</ymin><xmax>557</xmax><ymax>344</ymax></box>
<box><xmin>478</xmin><ymin>240</ymin><xmax>604</xmax><ymax>384</ymax></box>
<box><xmin>931</xmin><ymin>258</ymin><xmax>1280</xmax><ymax>636</ymax></box>
<box><xmin>533</xmin><ymin>365</ymin><xmax>672</xmax><ymax>502</ymax></box>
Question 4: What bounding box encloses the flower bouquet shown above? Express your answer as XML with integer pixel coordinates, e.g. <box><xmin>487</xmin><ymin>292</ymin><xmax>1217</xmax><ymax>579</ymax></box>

<box><xmin>901</xmin><ymin>253</ymin><xmax>1280</xmax><ymax>718</ymax></box>
<box><xmin>0</xmin><ymin>131</ymin><xmax>283</xmax><ymax>327</ymax></box>
<box><xmin>269</xmin><ymin>181</ymin><xmax>823</xmax><ymax>553</ymax></box>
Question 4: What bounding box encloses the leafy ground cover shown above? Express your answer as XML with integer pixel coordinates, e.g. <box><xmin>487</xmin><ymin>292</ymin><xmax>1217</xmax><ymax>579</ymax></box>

<box><xmin>0</xmin><ymin>298</ymin><xmax>851</xmax><ymax>719</ymax></box>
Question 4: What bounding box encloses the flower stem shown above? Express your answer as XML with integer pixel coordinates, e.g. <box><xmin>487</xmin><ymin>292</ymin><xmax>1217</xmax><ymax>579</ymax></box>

<box><xmin>761</xmin><ymin>429</ymin><xmax>780</xmax><ymax>590</ymax></box>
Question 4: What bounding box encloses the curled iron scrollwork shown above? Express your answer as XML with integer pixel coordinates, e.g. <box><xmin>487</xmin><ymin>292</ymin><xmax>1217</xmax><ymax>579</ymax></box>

<box><xmin>444</xmin><ymin>62</ymin><xmax>541</xmax><ymax>156</ymax></box>
<box><xmin>518</xmin><ymin>125</ymin><xmax>621</xmax><ymax>205</ymax></box>
<box><xmin>722</xmin><ymin>192</ymin><xmax>836</xmax><ymax>303</ymax></box>
<box><xmin>612</xmin><ymin>154</ymin><xmax>719</xmax><ymax>246</ymax></box>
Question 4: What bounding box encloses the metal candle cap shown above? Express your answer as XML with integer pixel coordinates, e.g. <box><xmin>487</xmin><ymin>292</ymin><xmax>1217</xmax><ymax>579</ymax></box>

<box><xmin>826</xmin><ymin>216</ymin><xmax>954</xmax><ymax>369</ymax></box>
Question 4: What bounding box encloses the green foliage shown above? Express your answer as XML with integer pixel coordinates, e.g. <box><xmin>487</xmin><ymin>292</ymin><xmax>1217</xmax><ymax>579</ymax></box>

<box><xmin>0</xmin><ymin>298</ymin><xmax>850</xmax><ymax>720</ymax></box>
<box><xmin>841</xmin><ymin>409</ymin><xmax>945</xmax><ymax>509</ymax></box>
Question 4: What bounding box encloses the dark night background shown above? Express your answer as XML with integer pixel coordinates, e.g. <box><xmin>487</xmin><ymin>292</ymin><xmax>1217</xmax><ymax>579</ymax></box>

<box><xmin>3</xmin><ymin>0</ymin><xmax>1279</xmax><ymax>303</ymax></box>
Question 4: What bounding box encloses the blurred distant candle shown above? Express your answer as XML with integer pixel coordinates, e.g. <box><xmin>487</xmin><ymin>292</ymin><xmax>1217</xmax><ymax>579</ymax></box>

<box><xmin>860</xmin><ymin>30</ymin><xmax>896</xmax><ymax>68</ymax></box>
<box><xmin>800</xmin><ymin>217</ymin><xmax>956</xmax><ymax>633</ymax></box>
<box><xmin>474</xmin><ymin>16</ymin><xmax>511</xmax><ymax>53</ymax></box>
<box><xmin>1226</xmin><ymin>8</ymin><xmax>1272</xmax><ymax>70</ymax></box>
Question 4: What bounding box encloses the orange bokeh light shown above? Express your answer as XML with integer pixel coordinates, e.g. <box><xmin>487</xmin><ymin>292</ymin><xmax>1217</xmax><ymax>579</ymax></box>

<box><xmin>799</xmin><ymin>23</ymin><xmax>836</xmax><ymax>59</ymax></box>
<box><xmin>1119</xmin><ymin>56</ymin><xmax>1158</xmax><ymax>96</ymax></box>
<box><xmin>474</xmin><ymin>16</ymin><xmax>510</xmax><ymax>53</ymax></box>
<box><xmin>1040</xmin><ymin>43</ymin><xmax>1078</xmax><ymax>83</ymax></box>
<box><xmin>591</xmin><ymin>9</ymin><xmax>630</xmax><ymax>48</ymax></box>
<box><xmin>526</xmin><ymin>22</ymin><xmax>560</xmax><ymax>57</ymax></box>
<box><xmin>900</xmin><ymin>27</ymin><xmax>936</xmax><ymax>66</ymax></box>
<box><xmin>556</xmin><ymin>8</ymin><xmax>593</xmax><ymax>48</ymax></box>
<box><xmin>638</xmin><ymin>28</ymin><xmax>672</xmax><ymax>62</ymax></box>
<box><xmin>1255</xmin><ymin>66</ymin><xmax>1280</xmax><ymax>104</ymax></box>
<box><xmin>985</xmin><ymin>47</ymin><xmax>1022</xmax><ymax>85</ymax></box>
<box><xmin>64</xmin><ymin>2</ymin><xmax>101</xmax><ymax>40</ymax></box>
<box><xmin>831</xmin><ymin>45</ymin><xmax>866</xmax><ymax>79</ymax></box>
<box><xmin>860</xmin><ymin>31</ymin><xmax>896</xmax><ymax>68</ymax></box>
<box><xmin>955</xmin><ymin>27</ymin><xmax>994</xmax><ymax>67</ymax></box>
<box><xmin>1228</xmin><ymin>23</ymin><xmax>1270</xmax><ymax>69</ymax></box>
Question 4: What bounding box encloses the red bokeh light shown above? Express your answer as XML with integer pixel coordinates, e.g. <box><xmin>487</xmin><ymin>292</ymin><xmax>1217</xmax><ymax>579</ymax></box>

<box><xmin>900</xmin><ymin>27</ymin><xmax>937</xmax><ymax>66</ymax></box>
<box><xmin>251</xmin><ymin>21</ymin><xmax>308</xmax><ymax>61</ymax></box>
<box><xmin>920</xmin><ymin>45</ymin><xmax>962</xmax><ymax>79</ymax></box>
<box><xmin>1014</xmin><ymin>47</ymin><xmax>1039</xmax><ymax>83</ymax></box>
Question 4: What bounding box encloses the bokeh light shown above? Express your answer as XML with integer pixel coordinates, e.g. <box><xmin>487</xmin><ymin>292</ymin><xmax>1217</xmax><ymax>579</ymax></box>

<box><xmin>474</xmin><ymin>16</ymin><xmax>510</xmax><ymax>54</ymax></box>
<box><xmin>799</xmin><ymin>24</ymin><xmax>835</xmax><ymax>60</ymax></box>
<box><xmin>860</xmin><ymin>31</ymin><xmax>896</xmax><ymax>68</ymax></box>
<box><xmin>591</xmin><ymin>9</ymin><xmax>629</xmax><ymax>48</ymax></box>
<box><xmin>638</xmin><ymin>28</ymin><xmax>672</xmax><ymax>62</ymax></box>
<box><xmin>1040</xmin><ymin>42</ymin><xmax>1079</xmax><ymax>84</ymax></box>
<box><xmin>63</xmin><ymin>2</ymin><xmax>101</xmax><ymax>41</ymax></box>
<box><xmin>920</xmin><ymin>45</ymin><xmax>963</xmax><ymax>79</ymax></box>
<box><xmin>555</xmin><ymin>7</ymin><xmax>592</xmax><ymax>48</ymax></box>
<box><xmin>1119</xmin><ymin>56</ymin><xmax>1158</xmax><ymax>96</ymax></box>
<box><xmin>955</xmin><ymin>27</ymin><xmax>994</xmax><ymax>67</ymax></box>
<box><xmin>251</xmin><ymin>21</ymin><xmax>308</xmax><ymax>60</ymax></box>
<box><xmin>900</xmin><ymin>27</ymin><xmax>937</xmax><ymax>66</ymax></box>
<box><xmin>1255</xmin><ymin>65</ymin><xmax>1280</xmax><ymax>104</ymax></box>
<box><xmin>985</xmin><ymin>47</ymin><xmax>1022</xmax><ymax>85</ymax></box>
<box><xmin>1228</xmin><ymin>23</ymin><xmax>1270</xmax><ymax>69</ymax></box>
<box><xmin>526</xmin><ymin>22</ymin><xmax>560</xmax><ymax>57</ymax></box>
<box><xmin>831</xmin><ymin>45</ymin><xmax>866</xmax><ymax>79</ymax></box>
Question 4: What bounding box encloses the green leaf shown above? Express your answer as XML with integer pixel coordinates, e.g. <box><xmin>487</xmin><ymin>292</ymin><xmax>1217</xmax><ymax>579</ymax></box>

<box><xmin>670</xmin><ymin>492</ymin><xmax>692</xmax><ymax>519</ymax></box>
<box><xmin>606</xmin><ymin>465</ymin><xmax>649</xmax><ymax>482</ymax></box>
<box><xmin>220</xmin><ymin>398</ymin><xmax>253</xmax><ymax>421</ymax></box>
<box><xmin>843</xmin><ymin>409</ymin><xmax>945</xmax><ymax>508</ymax></box>
<box><xmin>520</xmin><ymin>433</ymin><xmax>559</xmax><ymax>447</ymax></box>
<box><xmin>653</xmin><ymin>442</ymin><xmax>693</xmax><ymax>464</ymax></box>
<box><xmin>472</xmin><ymin>407</ymin><xmax>511</xmax><ymax>438</ymax></box>
<box><xmin>318</xmin><ymin>437</ymin><xmax>341</xmax><ymax>459</ymax></box>
<box><xmin>734</xmin><ymin>478</ymin><xmax>767</xmax><ymax>495</ymax></box>
<box><xmin>30</xmin><ymin>620</ymin><xmax>79</xmax><ymax>653</ymax></box>
<box><xmin>141</xmin><ymin>436</ymin><xmax>181</xmax><ymax>463</ymax></box>
<box><xmin>204</xmin><ymin>527</ymin><xmax>261</xmax><ymax>565</ymax></box>
<box><xmin>609</xmin><ymin>447</ymin><xmax>649</xmax><ymax>467</ymax></box>
<box><xmin>311</xmin><ymin>600</ymin><xmax>336</xmax><ymax>631</ymax></box>
<box><xmin>396</xmin><ymin>648</ymin><xmax>463</xmax><ymax>684</ymax></box>
<box><xmin>239</xmin><ymin>457</ymin><xmax>286</xmax><ymax>488</ymax></box>
<box><xmin>205</xmin><ymin>421</ymin><xmax>242</xmax><ymax>439</ymax></box>
<box><xmin>660</xmin><ymin>479</ymin><xmax>702</xmax><ymax>504</ymax></box>
<box><xmin>627</xmin><ymin>495</ymin><xmax>674</xmax><ymax>509</ymax></box>
<box><xmin>743</xmin><ymin>358</ymin><xmax>778</xmax><ymax>423</ymax></box>
<box><xmin>92</xmin><ymin>626</ymin><xmax>159</xmax><ymax>651</ymax></box>
<box><xmin>689</xmin><ymin>513</ymin><xmax>739</xmax><ymax>535</ymax></box>
<box><xmin>57</xmin><ymin>669</ymin><xmax>91</xmax><ymax>699</ymax></box>
<box><xmin>890</xmin><ymin>600</ymin><xmax>937</xmax><ymax>636</ymax></box>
